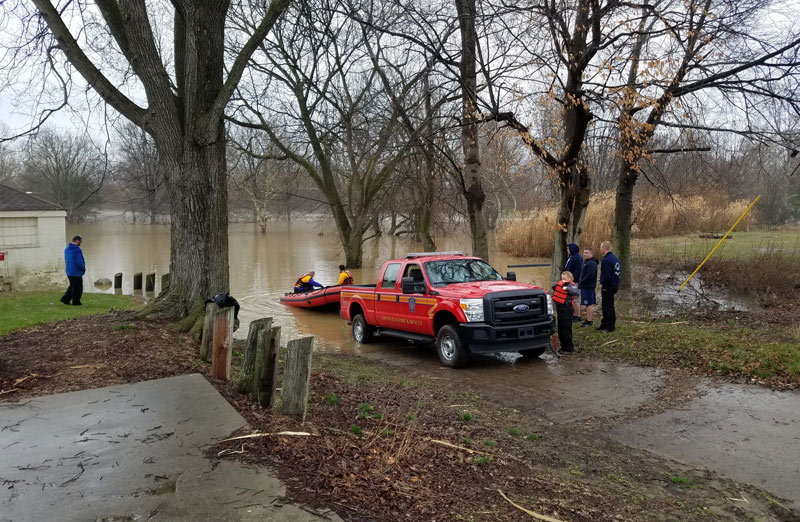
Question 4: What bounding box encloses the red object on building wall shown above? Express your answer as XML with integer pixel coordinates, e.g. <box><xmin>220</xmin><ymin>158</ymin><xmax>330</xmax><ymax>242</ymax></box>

<box><xmin>0</xmin><ymin>253</ymin><xmax>5</xmax><ymax>261</ymax></box>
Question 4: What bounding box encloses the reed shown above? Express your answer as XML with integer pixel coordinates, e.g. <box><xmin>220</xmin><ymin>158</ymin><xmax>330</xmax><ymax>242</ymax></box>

<box><xmin>496</xmin><ymin>192</ymin><xmax>754</xmax><ymax>257</ymax></box>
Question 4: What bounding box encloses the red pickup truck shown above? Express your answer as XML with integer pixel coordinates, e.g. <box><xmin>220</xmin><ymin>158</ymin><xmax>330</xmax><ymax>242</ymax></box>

<box><xmin>340</xmin><ymin>252</ymin><xmax>555</xmax><ymax>367</ymax></box>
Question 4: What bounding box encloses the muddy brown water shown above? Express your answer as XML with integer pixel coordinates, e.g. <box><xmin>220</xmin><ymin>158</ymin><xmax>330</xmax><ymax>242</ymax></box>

<box><xmin>67</xmin><ymin>221</ymin><xmax>551</xmax><ymax>346</ymax></box>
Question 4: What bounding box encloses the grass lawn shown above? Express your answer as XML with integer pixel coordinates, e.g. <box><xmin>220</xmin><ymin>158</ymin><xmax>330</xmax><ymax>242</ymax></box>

<box><xmin>0</xmin><ymin>292</ymin><xmax>140</xmax><ymax>336</ymax></box>
<box><xmin>633</xmin><ymin>229</ymin><xmax>800</xmax><ymax>262</ymax></box>
<box><xmin>575</xmin><ymin>318</ymin><xmax>800</xmax><ymax>383</ymax></box>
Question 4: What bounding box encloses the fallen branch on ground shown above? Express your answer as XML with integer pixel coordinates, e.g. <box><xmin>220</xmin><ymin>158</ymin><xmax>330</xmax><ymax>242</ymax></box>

<box><xmin>218</xmin><ymin>444</ymin><xmax>249</xmax><ymax>457</ymax></box>
<box><xmin>602</xmin><ymin>340</ymin><xmax>619</xmax><ymax>347</ymax></box>
<box><xmin>0</xmin><ymin>388</ymin><xmax>20</xmax><ymax>396</ymax></box>
<box><xmin>218</xmin><ymin>431</ymin><xmax>313</xmax><ymax>443</ymax></box>
<box><xmin>424</xmin><ymin>437</ymin><xmax>493</xmax><ymax>456</ymax></box>
<box><xmin>14</xmin><ymin>375</ymin><xmax>40</xmax><ymax>386</ymax></box>
<box><xmin>498</xmin><ymin>489</ymin><xmax>566</xmax><ymax>522</ymax></box>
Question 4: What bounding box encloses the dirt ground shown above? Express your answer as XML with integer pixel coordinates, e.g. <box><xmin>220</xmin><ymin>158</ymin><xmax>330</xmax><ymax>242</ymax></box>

<box><xmin>1</xmin><ymin>312</ymin><xmax>798</xmax><ymax>522</ymax></box>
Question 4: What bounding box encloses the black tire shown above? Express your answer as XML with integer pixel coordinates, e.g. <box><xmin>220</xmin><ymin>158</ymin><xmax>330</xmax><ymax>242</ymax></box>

<box><xmin>519</xmin><ymin>347</ymin><xmax>547</xmax><ymax>358</ymax></box>
<box><xmin>352</xmin><ymin>313</ymin><xmax>374</xmax><ymax>343</ymax></box>
<box><xmin>436</xmin><ymin>324</ymin><xmax>470</xmax><ymax>368</ymax></box>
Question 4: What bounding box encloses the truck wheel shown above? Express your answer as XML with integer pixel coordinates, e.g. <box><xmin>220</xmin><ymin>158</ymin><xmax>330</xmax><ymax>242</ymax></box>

<box><xmin>519</xmin><ymin>347</ymin><xmax>546</xmax><ymax>358</ymax></box>
<box><xmin>436</xmin><ymin>325</ymin><xmax>470</xmax><ymax>368</ymax></box>
<box><xmin>352</xmin><ymin>314</ymin><xmax>374</xmax><ymax>343</ymax></box>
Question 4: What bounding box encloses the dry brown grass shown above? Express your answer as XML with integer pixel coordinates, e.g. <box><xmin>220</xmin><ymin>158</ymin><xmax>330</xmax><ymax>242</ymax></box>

<box><xmin>496</xmin><ymin>192</ymin><xmax>754</xmax><ymax>257</ymax></box>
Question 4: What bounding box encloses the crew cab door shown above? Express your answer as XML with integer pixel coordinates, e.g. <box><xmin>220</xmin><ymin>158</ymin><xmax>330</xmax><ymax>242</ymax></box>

<box><xmin>374</xmin><ymin>262</ymin><xmax>402</xmax><ymax>328</ymax></box>
<box><xmin>398</xmin><ymin>263</ymin><xmax>435</xmax><ymax>335</ymax></box>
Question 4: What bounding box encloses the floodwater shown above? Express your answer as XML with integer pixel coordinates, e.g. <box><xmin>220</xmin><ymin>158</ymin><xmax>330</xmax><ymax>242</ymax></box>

<box><xmin>67</xmin><ymin>221</ymin><xmax>551</xmax><ymax>347</ymax></box>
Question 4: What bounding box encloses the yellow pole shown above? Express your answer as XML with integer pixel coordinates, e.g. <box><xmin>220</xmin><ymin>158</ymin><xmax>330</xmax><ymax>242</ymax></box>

<box><xmin>678</xmin><ymin>195</ymin><xmax>761</xmax><ymax>293</ymax></box>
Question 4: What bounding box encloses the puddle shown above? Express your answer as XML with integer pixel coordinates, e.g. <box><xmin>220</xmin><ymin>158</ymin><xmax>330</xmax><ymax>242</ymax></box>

<box><xmin>630</xmin><ymin>267</ymin><xmax>751</xmax><ymax>316</ymax></box>
<box><xmin>359</xmin><ymin>344</ymin><xmax>663</xmax><ymax>423</ymax></box>
<box><xmin>609</xmin><ymin>383</ymin><xmax>800</xmax><ymax>506</ymax></box>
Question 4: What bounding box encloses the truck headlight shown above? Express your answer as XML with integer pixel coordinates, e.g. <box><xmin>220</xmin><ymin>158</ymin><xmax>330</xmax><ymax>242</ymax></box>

<box><xmin>546</xmin><ymin>294</ymin><xmax>553</xmax><ymax>316</ymax></box>
<box><xmin>460</xmin><ymin>298</ymin><xmax>484</xmax><ymax>322</ymax></box>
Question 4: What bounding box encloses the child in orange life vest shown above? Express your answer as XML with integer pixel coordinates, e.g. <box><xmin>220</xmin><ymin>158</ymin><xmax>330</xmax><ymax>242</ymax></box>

<box><xmin>552</xmin><ymin>271</ymin><xmax>580</xmax><ymax>354</ymax></box>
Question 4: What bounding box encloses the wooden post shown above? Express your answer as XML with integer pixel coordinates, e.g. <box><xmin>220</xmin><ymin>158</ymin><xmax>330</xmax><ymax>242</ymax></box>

<box><xmin>254</xmin><ymin>326</ymin><xmax>281</xmax><ymax>408</ymax></box>
<box><xmin>114</xmin><ymin>273</ymin><xmax>122</xmax><ymax>289</ymax></box>
<box><xmin>281</xmin><ymin>336</ymin><xmax>314</xmax><ymax>419</ymax></box>
<box><xmin>160</xmin><ymin>273</ymin><xmax>170</xmax><ymax>293</ymax></box>
<box><xmin>133</xmin><ymin>272</ymin><xmax>143</xmax><ymax>290</ymax></box>
<box><xmin>211</xmin><ymin>306</ymin><xmax>234</xmax><ymax>380</ymax></box>
<box><xmin>237</xmin><ymin>317</ymin><xmax>272</xmax><ymax>393</ymax></box>
<box><xmin>145</xmin><ymin>273</ymin><xmax>156</xmax><ymax>292</ymax></box>
<box><xmin>199</xmin><ymin>302</ymin><xmax>217</xmax><ymax>362</ymax></box>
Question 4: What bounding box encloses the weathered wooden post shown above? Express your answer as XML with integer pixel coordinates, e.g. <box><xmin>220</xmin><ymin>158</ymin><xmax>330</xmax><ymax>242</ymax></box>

<box><xmin>281</xmin><ymin>336</ymin><xmax>314</xmax><ymax>419</ymax></box>
<box><xmin>211</xmin><ymin>306</ymin><xmax>234</xmax><ymax>380</ymax></box>
<box><xmin>199</xmin><ymin>302</ymin><xmax>217</xmax><ymax>362</ymax></box>
<box><xmin>237</xmin><ymin>317</ymin><xmax>272</xmax><ymax>393</ymax></box>
<box><xmin>160</xmin><ymin>273</ymin><xmax>170</xmax><ymax>294</ymax></box>
<box><xmin>133</xmin><ymin>272</ymin><xmax>143</xmax><ymax>291</ymax></box>
<box><xmin>114</xmin><ymin>272</ymin><xmax>122</xmax><ymax>289</ymax></box>
<box><xmin>254</xmin><ymin>326</ymin><xmax>281</xmax><ymax>408</ymax></box>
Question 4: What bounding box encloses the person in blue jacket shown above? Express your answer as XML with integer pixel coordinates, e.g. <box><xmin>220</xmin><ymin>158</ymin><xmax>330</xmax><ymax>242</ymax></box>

<box><xmin>61</xmin><ymin>235</ymin><xmax>86</xmax><ymax>306</ymax></box>
<box><xmin>578</xmin><ymin>247</ymin><xmax>598</xmax><ymax>327</ymax></box>
<box><xmin>598</xmin><ymin>240</ymin><xmax>621</xmax><ymax>332</ymax></box>
<box><xmin>564</xmin><ymin>243</ymin><xmax>583</xmax><ymax>322</ymax></box>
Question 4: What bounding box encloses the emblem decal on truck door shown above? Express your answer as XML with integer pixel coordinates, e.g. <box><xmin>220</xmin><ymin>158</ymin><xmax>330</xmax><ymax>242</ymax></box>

<box><xmin>408</xmin><ymin>297</ymin><xmax>416</xmax><ymax>313</ymax></box>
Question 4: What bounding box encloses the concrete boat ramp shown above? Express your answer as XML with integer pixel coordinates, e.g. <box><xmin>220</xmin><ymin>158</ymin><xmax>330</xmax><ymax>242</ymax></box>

<box><xmin>0</xmin><ymin>374</ymin><xmax>340</xmax><ymax>522</ymax></box>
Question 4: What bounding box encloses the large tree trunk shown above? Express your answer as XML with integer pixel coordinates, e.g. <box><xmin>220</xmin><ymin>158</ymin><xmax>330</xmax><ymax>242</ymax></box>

<box><xmin>456</xmin><ymin>0</ymin><xmax>489</xmax><ymax>260</ymax></box>
<box><xmin>141</xmin><ymin>3</ymin><xmax>230</xmax><ymax>332</ymax></box>
<box><xmin>153</xmin><ymin>135</ymin><xmax>230</xmax><ymax>331</ymax></box>
<box><xmin>551</xmin><ymin>164</ymin><xmax>590</xmax><ymax>282</ymax></box>
<box><xmin>613</xmin><ymin>165</ymin><xmax>637</xmax><ymax>291</ymax></box>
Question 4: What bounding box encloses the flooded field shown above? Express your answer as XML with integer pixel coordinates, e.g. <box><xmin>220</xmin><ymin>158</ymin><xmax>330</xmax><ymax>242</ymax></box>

<box><xmin>67</xmin><ymin>221</ymin><xmax>551</xmax><ymax>347</ymax></box>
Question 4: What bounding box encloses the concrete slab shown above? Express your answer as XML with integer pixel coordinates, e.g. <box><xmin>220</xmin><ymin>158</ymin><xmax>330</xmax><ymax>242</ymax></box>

<box><xmin>0</xmin><ymin>374</ymin><xmax>340</xmax><ymax>522</ymax></box>
<box><xmin>609</xmin><ymin>383</ymin><xmax>800</xmax><ymax>507</ymax></box>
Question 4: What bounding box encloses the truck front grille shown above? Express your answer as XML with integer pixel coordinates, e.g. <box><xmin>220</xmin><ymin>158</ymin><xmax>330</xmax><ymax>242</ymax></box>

<box><xmin>486</xmin><ymin>292</ymin><xmax>547</xmax><ymax>325</ymax></box>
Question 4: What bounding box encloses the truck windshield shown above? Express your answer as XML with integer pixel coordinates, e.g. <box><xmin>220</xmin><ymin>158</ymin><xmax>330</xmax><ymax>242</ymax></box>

<box><xmin>424</xmin><ymin>259</ymin><xmax>502</xmax><ymax>287</ymax></box>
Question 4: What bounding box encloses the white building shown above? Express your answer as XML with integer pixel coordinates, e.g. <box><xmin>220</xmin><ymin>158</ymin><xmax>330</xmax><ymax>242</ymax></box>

<box><xmin>0</xmin><ymin>185</ymin><xmax>67</xmax><ymax>290</ymax></box>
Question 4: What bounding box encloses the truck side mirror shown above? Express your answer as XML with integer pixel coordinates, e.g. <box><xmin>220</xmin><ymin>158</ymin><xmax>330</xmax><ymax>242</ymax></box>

<box><xmin>401</xmin><ymin>276</ymin><xmax>415</xmax><ymax>294</ymax></box>
<box><xmin>505</xmin><ymin>271</ymin><xmax>516</xmax><ymax>281</ymax></box>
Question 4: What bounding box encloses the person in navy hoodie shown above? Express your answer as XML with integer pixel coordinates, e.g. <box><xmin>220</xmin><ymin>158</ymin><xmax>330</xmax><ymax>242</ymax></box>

<box><xmin>564</xmin><ymin>243</ymin><xmax>583</xmax><ymax>322</ymax></box>
<box><xmin>61</xmin><ymin>235</ymin><xmax>86</xmax><ymax>306</ymax></box>
<box><xmin>597</xmin><ymin>240</ymin><xmax>621</xmax><ymax>332</ymax></box>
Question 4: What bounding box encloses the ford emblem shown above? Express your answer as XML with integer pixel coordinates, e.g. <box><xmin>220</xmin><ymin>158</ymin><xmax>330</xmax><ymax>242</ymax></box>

<box><xmin>513</xmin><ymin>304</ymin><xmax>530</xmax><ymax>313</ymax></box>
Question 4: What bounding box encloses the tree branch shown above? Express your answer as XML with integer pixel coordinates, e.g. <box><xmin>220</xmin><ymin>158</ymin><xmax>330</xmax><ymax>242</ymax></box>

<box><xmin>211</xmin><ymin>0</ymin><xmax>291</xmax><ymax>118</ymax></box>
<box><xmin>31</xmin><ymin>0</ymin><xmax>147</xmax><ymax>126</ymax></box>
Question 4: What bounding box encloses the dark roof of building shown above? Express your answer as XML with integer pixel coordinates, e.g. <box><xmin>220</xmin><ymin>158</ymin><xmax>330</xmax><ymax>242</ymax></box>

<box><xmin>0</xmin><ymin>184</ymin><xmax>63</xmax><ymax>211</ymax></box>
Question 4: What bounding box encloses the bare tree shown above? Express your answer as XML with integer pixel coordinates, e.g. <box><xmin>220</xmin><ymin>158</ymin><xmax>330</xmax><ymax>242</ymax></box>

<box><xmin>19</xmin><ymin>129</ymin><xmax>104</xmax><ymax>221</ymax></box>
<box><xmin>609</xmin><ymin>0</ymin><xmax>800</xmax><ymax>289</ymax></box>
<box><xmin>113</xmin><ymin>122</ymin><xmax>163</xmax><ymax>224</ymax></box>
<box><xmin>2</xmin><ymin>0</ymin><xmax>290</xmax><ymax>328</ymax></box>
<box><xmin>229</xmin><ymin>0</ymin><xmax>435</xmax><ymax>266</ymax></box>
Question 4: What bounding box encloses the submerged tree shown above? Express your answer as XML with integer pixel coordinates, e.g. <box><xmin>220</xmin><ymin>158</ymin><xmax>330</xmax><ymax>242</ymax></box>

<box><xmin>2</xmin><ymin>0</ymin><xmax>290</xmax><ymax>329</ymax></box>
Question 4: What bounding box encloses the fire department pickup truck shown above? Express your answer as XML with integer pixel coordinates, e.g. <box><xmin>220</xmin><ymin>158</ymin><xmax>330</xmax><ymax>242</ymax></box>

<box><xmin>340</xmin><ymin>252</ymin><xmax>555</xmax><ymax>367</ymax></box>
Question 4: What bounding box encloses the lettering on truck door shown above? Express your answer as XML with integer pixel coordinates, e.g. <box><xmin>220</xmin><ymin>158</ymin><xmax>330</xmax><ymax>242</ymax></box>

<box><xmin>397</xmin><ymin>263</ymin><xmax>434</xmax><ymax>335</ymax></box>
<box><xmin>375</xmin><ymin>262</ymin><xmax>403</xmax><ymax>329</ymax></box>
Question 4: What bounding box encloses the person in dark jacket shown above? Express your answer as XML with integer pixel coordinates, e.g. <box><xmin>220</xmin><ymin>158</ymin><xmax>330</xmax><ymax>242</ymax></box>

<box><xmin>578</xmin><ymin>248</ymin><xmax>598</xmax><ymax>327</ymax></box>
<box><xmin>598</xmin><ymin>240</ymin><xmax>621</xmax><ymax>332</ymax></box>
<box><xmin>552</xmin><ymin>271</ymin><xmax>580</xmax><ymax>354</ymax></box>
<box><xmin>61</xmin><ymin>235</ymin><xmax>86</xmax><ymax>306</ymax></box>
<box><xmin>564</xmin><ymin>243</ymin><xmax>583</xmax><ymax>322</ymax></box>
